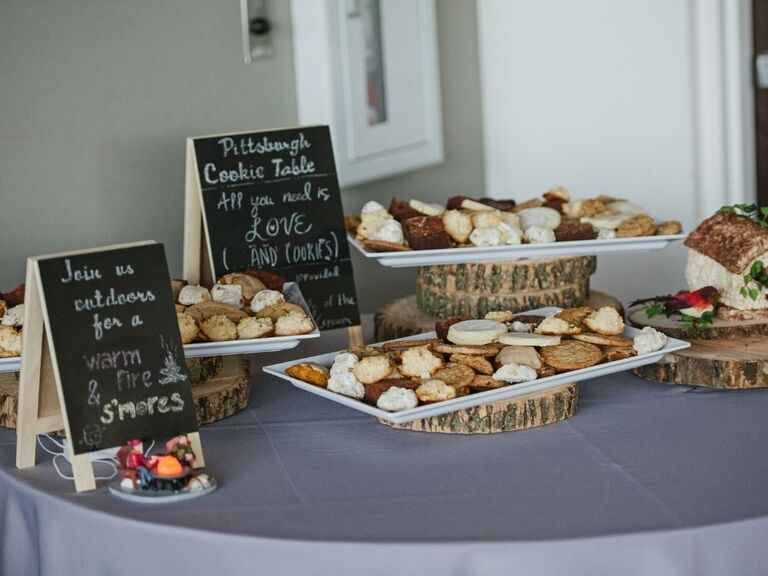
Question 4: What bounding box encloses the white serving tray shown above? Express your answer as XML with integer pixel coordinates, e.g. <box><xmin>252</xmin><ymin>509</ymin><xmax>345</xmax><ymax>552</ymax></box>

<box><xmin>263</xmin><ymin>307</ymin><xmax>691</xmax><ymax>425</ymax></box>
<box><xmin>0</xmin><ymin>282</ymin><xmax>320</xmax><ymax>372</ymax></box>
<box><xmin>349</xmin><ymin>234</ymin><xmax>686</xmax><ymax>268</ymax></box>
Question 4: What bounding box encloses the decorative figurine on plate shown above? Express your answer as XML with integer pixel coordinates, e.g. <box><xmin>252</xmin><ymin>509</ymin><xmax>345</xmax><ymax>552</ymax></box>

<box><xmin>108</xmin><ymin>435</ymin><xmax>216</xmax><ymax>503</ymax></box>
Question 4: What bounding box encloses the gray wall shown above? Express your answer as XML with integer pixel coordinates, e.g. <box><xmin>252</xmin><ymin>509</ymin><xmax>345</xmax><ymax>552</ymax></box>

<box><xmin>0</xmin><ymin>0</ymin><xmax>483</xmax><ymax>314</ymax></box>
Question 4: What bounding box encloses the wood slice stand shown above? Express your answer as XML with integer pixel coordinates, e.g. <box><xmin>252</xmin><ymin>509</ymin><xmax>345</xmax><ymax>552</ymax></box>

<box><xmin>378</xmin><ymin>383</ymin><xmax>578</xmax><ymax>434</ymax></box>
<box><xmin>629</xmin><ymin>308</ymin><xmax>768</xmax><ymax>389</ymax></box>
<box><xmin>0</xmin><ymin>355</ymin><xmax>250</xmax><ymax>429</ymax></box>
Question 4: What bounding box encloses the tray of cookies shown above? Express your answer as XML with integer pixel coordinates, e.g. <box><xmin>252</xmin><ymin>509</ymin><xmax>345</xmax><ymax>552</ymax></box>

<box><xmin>263</xmin><ymin>306</ymin><xmax>690</xmax><ymax>425</ymax></box>
<box><xmin>346</xmin><ymin>190</ymin><xmax>685</xmax><ymax>267</ymax></box>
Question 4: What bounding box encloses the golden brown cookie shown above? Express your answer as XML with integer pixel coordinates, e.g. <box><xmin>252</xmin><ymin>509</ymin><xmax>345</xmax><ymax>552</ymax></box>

<box><xmin>286</xmin><ymin>363</ymin><xmax>330</xmax><ymax>387</ymax></box>
<box><xmin>617</xmin><ymin>214</ymin><xmax>657</xmax><ymax>238</ymax></box>
<box><xmin>513</xmin><ymin>198</ymin><xmax>543</xmax><ymax>212</ymax></box>
<box><xmin>256</xmin><ymin>302</ymin><xmax>306</xmax><ymax>322</ymax></box>
<box><xmin>535</xmin><ymin>316</ymin><xmax>581</xmax><ymax>335</ymax></box>
<box><xmin>381</xmin><ymin>338</ymin><xmax>444</xmax><ymax>350</ymax></box>
<box><xmin>572</xmin><ymin>332</ymin><xmax>633</xmax><ymax>347</ymax></box>
<box><xmin>416</xmin><ymin>379</ymin><xmax>457</xmax><ymax>402</ymax></box>
<box><xmin>346</xmin><ymin>345</ymin><xmax>385</xmax><ymax>357</ymax></box>
<box><xmin>200</xmin><ymin>315</ymin><xmax>238</xmax><ymax>342</ymax></box>
<box><xmin>218</xmin><ymin>272</ymin><xmax>267</xmax><ymax>304</ymax></box>
<box><xmin>603</xmin><ymin>346</ymin><xmax>636</xmax><ymax>362</ymax></box>
<box><xmin>362</xmin><ymin>239</ymin><xmax>412</xmax><ymax>253</ymax></box>
<box><xmin>175</xmin><ymin>303</ymin><xmax>186</xmax><ymax>313</ymax></box>
<box><xmin>432</xmin><ymin>363</ymin><xmax>475</xmax><ymax>388</ymax></box>
<box><xmin>555</xmin><ymin>307</ymin><xmax>595</xmax><ymax>327</ymax></box>
<box><xmin>400</xmin><ymin>346</ymin><xmax>444</xmax><ymax>378</ymax></box>
<box><xmin>185</xmin><ymin>301</ymin><xmax>249</xmax><ymax>324</ymax></box>
<box><xmin>537</xmin><ymin>365</ymin><xmax>558</xmax><ymax>378</ymax></box>
<box><xmin>495</xmin><ymin>346</ymin><xmax>542</xmax><ymax>370</ymax></box>
<box><xmin>540</xmin><ymin>340</ymin><xmax>604</xmax><ymax>371</ymax></box>
<box><xmin>656</xmin><ymin>220</ymin><xmax>682</xmax><ymax>235</ymax></box>
<box><xmin>353</xmin><ymin>355</ymin><xmax>394</xmax><ymax>384</ymax></box>
<box><xmin>468</xmin><ymin>375</ymin><xmax>507</xmax><ymax>391</ymax></box>
<box><xmin>237</xmin><ymin>317</ymin><xmax>274</xmax><ymax>339</ymax></box>
<box><xmin>176</xmin><ymin>312</ymin><xmax>199</xmax><ymax>344</ymax></box>
<box><xmin>274</xmin><ymin>311</ymin><xmax>314</xmax><ymax>336</ymax></box>
<box><xmin>449</xmin><ymin>353</ymin><xmax>494</xmax><ymax>375</ymax></box>
<box><xmin>0</xmin><ymin>325</ymin><xmax>21</xmax><ymax>356</ymax></box>
<box><xmin>582</xmin><ymin>307</ymin><xmax>625</xmax><ymax>336</ymax></box>
<box><xmin>430</xmin><ymin>342</ymin><xmax>498</xmax><ymax>356</ymax></box>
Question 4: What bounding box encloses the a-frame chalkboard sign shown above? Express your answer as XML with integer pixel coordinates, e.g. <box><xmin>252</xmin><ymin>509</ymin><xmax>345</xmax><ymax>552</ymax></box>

<box><xmin>183</xmin><ymin>125</ymin><xmax>363</xmax><ymax>346</ymax></box>
<box><xmin>16</xmin><ymin>241</ymin><xmax>203</xmax><ymax>492</ymax></box>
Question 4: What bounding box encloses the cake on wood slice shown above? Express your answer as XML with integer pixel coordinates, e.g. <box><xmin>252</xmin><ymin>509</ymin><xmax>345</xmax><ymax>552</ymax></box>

<box><xmin>417</xmin><ymin>256</ymin><xmax>596</xmax><ymax>294</ymax></box>
<box><xmin>685</xmin><ymin>211</ymin><xmax>768</xmax><ymax>311</ymax></box>
<box><xmin>633</xmin><ymin>337</ymin><xmax>768</xmax><ymax>389</ymax></box>
<box><xmin>0</xmin><ymin>372</ymin><xmax>18</xmax><ymax>429</ymax></box>
<box><xmin>375</xmin><ymin>292</ymin><xmax>623</xmax><ymax>342</ymax></box>
<box><xmin>417</xmin><ymin>281</ymin><xmax>590</xmax><ymax>318</ymax></box>
<box><xmin>378</xmin><ymin>383</ymin><xmax>578</xmax><ymax>433</ymax></box>
<box><xmin>191</xmin><ymin>355</ymin><xmax>250</xmax><ymax>425</ymax></box>
<box><xmin>628</xmin><ymin>306</ymin><xmax>768</xmax><ymax>341</ymax></box>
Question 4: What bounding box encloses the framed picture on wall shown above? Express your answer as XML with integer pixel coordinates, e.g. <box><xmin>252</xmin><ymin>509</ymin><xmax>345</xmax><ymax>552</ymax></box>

<box><xmin>291</xmin><ymin>0</ymin><xmax>443</xmax><ymax>187</ymax></box>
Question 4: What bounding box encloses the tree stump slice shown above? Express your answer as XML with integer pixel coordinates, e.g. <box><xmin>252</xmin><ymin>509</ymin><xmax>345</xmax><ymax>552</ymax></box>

<box><xmin>0</xmin><ymin>356</ymin><xmax>247</xmax><ymax>429</ymax></box>
<box><xmin>191</xmin><ymin>355</ymin><xmax>250</xmax><ymax>425</ymax></box>
<box><xmin>375</xmin><ymin>291</ymin><xmax>623</xmax><ymax>342</ymax></box>
<box><xmin>416</xmin><ymin>256</ymin><xmax>596</xmax><ymax>317</ymax></box>
<box><xmin>0</xmin><ymin>372</ymin><xmax>19</xmax><ymax>429</ymax></box>
<box><xmin>377</xmin><ymin>383</ymin><xmax>578</xmax><ymax>433</ymax></box>
<box><xmin>628</xmin><ymin>307</ymin><xmax>768</xmax><ymax>341</ymax></box>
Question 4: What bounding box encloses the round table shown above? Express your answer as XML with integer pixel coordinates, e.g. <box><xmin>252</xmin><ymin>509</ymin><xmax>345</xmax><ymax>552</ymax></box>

<box><xmin>2</xmin><ymin>328</ymin><xmax>768</xmax><ymax>576</ymax></box>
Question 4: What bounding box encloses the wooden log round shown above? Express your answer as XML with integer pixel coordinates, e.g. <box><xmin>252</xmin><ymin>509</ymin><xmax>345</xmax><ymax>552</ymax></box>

<box><xmin>633</xmin><ymin>337</ymin><xmax>768</xmax><ymax>389</ymax></box>
<box><xmin>416</xmin><ymin>256</ymin><xmax>596</xmax><ymax>317</ymax></box>
<box><xmin>375</xmin><ymin>291</ymin><xmax>624</xmax><ymax>342</ymax></box>
<box><xmin>191</xmin><ymin>355</ymin><xmax>251</xmax><ymax>425</ymax></box>
<box><xmin>378</xmin><ymin>383</ymin><xmax>578</xmax><ymax>433</ymax></box>
<box><xmin>628</xmin><ymin>307</ymin><xmax>768</xmax><ymax>341</ymax></box>
<box><xmin>0</xmin><ymin>355</ymin><xmax>249</xmax><ymax>429</ymax></box>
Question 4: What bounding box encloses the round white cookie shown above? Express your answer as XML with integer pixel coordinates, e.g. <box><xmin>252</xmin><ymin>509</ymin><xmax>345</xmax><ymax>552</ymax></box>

<box><xmin>517</xmin><ymin>207</ymin><xmax>561</xmax><ymax>231</ymax></box>
<box><xmin>447</xmin><ymin>319</ymin><xmax>508</xmax><ymax>346</ymax></box>
<box><xmin>496</xmin><ymin>333</ymin><xmax>561</xmax><ymax>347</ymax></box>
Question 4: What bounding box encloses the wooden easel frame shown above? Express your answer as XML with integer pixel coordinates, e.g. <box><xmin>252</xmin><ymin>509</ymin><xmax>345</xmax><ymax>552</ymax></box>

<box><xmin>16</xmin><ymin>241</ymin><xmax>204</xmax><ymax>492</ymax></box>
<box><xmin>183</xmin><ymin>135</ymin><xmax>364</xmax><ymax>347</ymax></box>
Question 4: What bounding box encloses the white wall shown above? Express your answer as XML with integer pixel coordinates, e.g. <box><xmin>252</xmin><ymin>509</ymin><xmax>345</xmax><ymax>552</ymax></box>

<box><xmin>478</xmin><ymin>0</ymin><xmax>699</xmax><ymax>302</ymax></box>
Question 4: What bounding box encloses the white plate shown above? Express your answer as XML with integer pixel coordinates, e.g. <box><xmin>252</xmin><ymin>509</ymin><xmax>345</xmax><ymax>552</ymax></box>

<box><xmin>263</xmin><ymin>307</ymin><xmax>691</xmax><ymax>425</ymax></box>
<box><xmin>0</xmin><ymin>282</ymin><xmax>320</xmax><ymax>372</ymax></box>
<box><xmin>349</xmin><ymin>234</ymin><xmax>686</xmax><ymax>268</ymax></box>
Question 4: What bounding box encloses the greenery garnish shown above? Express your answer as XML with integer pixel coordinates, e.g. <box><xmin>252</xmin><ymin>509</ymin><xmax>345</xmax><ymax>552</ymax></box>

<box><xmin>644</xmin><ymin>303</ymin><xmax>673</xmax><ymax>319</ymax></box>
<box><xmin>719</xmin><ymin>203</ymin><xmax>768</xmax><ymax>229</ymax></box>
<box><xmin>739</xmin><ymin>260</ymin><xmax>768</xmax><ymax>301</ymax></box>
<box><xmin>680</xmin><ymin>310</ymin><xmax>713</xmax><ymax>329</ymax></box>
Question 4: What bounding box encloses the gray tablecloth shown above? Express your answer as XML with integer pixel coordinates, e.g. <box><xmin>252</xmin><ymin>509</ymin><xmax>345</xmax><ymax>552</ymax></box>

<box><xmin>2</xmin><ymin>327</ymin><xmax>768</xmax><ymax>576</ymax></box>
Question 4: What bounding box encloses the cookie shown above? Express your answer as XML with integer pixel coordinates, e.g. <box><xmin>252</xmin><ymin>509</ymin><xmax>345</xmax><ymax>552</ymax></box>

<box><xmin>217</xmin><ymin>272</ymin><xmax>266</xmax><ymax>304</ymax></box>
<box><xmin>538</xmin><ymin>365</ymin><xmax>558</xmax><ymax>378</ymax></box>
<box><xmin>170</xmin><ymin>279</ymin><xmax>188</xmax><ymax>302</ymax></box>
<box><xmin>535</xmin><ymin>315</ymin><xmax>580</xmax><ymax>335</ymax></box>
<box><xmin>352</xmin><ymin>355</ymin><xmax>394</xmax><ymax>384</ymax></box>
<box><xmin>256</xmin><ymin>302</ymin><xmax>306</xmax><ymax>322</ymax></box>
<box><xmin>449</xmin><ymin>353</ymin><xmax>494</xmax><ymax>375</ymax></box>
<box><xmin>434</xmin><ymin>317</ymin><xmax>472</xmax><ymax>341</ymax></box>
<box><xmin>400</xmin><ymin>346</ymin><xmax>444</xmax><ymax>378</ymax></box>
<box><xmin>442</xmin><ymin>210</ymin><xmax>473</xmax><ymax>244</ymax></box>
<box><xmin>470</xmin><ymin>210</ymin><xmax>503</xmax><ymax>229</ymax></box>
<box><xmin>495</xmin><ymin>346</ymin><xmax>542</xmax><ymax>370</ymax></box>
<box><xmin>447</xmin><ymin>319</ymin><xmax>507</xmax><ymax>345</ymax></box>
<box><xmin>468</xmin><ymin>375</ymin><xmax>507</xmax><ymax>391</ymax></box>
<box><xmin>176</xmin><ymin>312</ymin><xmax>199</xmax><ymax>344</ymax></box>
<box><xmin>513</xmin><ymin>198</ymin><xmax>544</xmax><ymax>212</ymax></box>
<box><xmin>286</xmin><ymin>363</ymin><xmax>330</xmax><ymax>387</ymax></box>
<box><xmin>185</xmin><ymin>301</ymin><xmax>249</xmax><ymax>324</ymax></box>
<box><xmin>493</xmin><ymin>363</ymin><xmax>538</xmax><ymax>383</ymax></box>
<box><xmin>478</xmin><ymin>197</ymin><xmax>516</xmax><ymax>212</ymax></box>
<box><xmin>432</xmin><ymin>363</ymin><xmax>475</xmax><ymax>388</ymax></box>
<box><xmin>175</xmin><ymin>304</ymin><xmax>186</xmax><ymax>313</ymax></box>
<box><xmin>496</xmin><ymin>333</ymin><xmax>561</xmax><ymax>347</ymax></box>
<box><xmin>363</xmin><ymin>378</ymin><xmax>419</xmax><ymax>405</ymax></box>
<box><xmin>362</xmin><ymin>239</ymin><xmax>412</xmax><ymax>253</ymax></box>
<box><xmin>381</xmin><ymin>338</ymin><xmax>443</xmax><ymax>350</ymax></box>
<box><xmin>178</xmin><ymin>285</ymin><xmax>211</xmax><ymax>306</ymax></box>
<box><xmin>200</xmin><ymin>315</ymin><xmax>238</xmax><ymax>342</ymax></box>
<box><xmin>554</xmin><ymin>221</ymin><xmax>598</xmax><ymax>241</ymax></box>
<box><xmin>377</xmin><ymin>387</ymin><xmax>418</xmax><ymax>412</ymax></box>
<box><xmin>562</xmin><ymin>198</ymin><xmax>607</xmax><ymax>219</ymax></box>
<box><xmin>416</xmin><ymin>379</ymin><xmax>457</xmax><ymax>402</ymax></box>
<box><xmin>604</xmin><ymin>347</ymin><xmax>636</xmax><ymax>362</ymax></box>
<box><xmin>572</xmin><ymin>332</ymin><xmax>633</xmax><ymax>347</ymax></box>
<box><xmin>430</xmin><ymin>342</ymin><xmax>499</xmax><ymax>356</ymax></box>
<box><xmin>346</xmin><ymin>345</ymin><xmax>386</xmax><ymax>357</ymax></box>
<box><xmin>555</xmin><ymin>307</ymin><xmax>595</xmax><ymax>327</ymax></box>
<box><xmin>388</xmin><ymin>197</ymin><xmax>422</xmax><ymax>221</ymax></box>
<box><xmin>244</xmin><ymin>268</ymin><xmax>286</xmax><ymax>292</ymax></box>
<box><xmin>274</xmin><ymin>311</ymin><xmax>314</xmax><ymax>336</ymax></box>
<box><xmin>511</xmin><ymin>314</ymin><xmax>546</xmax><ymax>326</ymax></box>
<box><xmin>540</xmin><ymin>340</ymin><xmax>603</xmax><ymax>371</ymax></box>
<box><xmin>250</xmin><ymin>289</ymin><xmax>285</xmax><ymax>314</ymax></box>
<box><xmin>582</xmin><ymin>307</ymin><xmax>625</xmax><ymax>336</ymax></box>
<box><xmin>0</xmin><ymin>325</ymin><xmax>21</xmax><ymax>356</ymax></box>
<box><xmin>617</xmin><ymin>214</ymin><xmax>657</xmax><ymax>238</ymax></box>
<box><xmin>210</xmin><ymin>283</ymin><xmax>245</xmax><ymax>308</ymax></box>
<box><xmin>409</xmin><ymin>199</ymin><xmax>445</xmax><ymax>217</ymax></box>
<box><xmin>402</xmin><ymin>216</ymin><xmax>454</xmax><ymax>250</ymax></box>
<box><xmin>237</xmin><ymin>317</ymin><xmax>274</xmax><ymax>339</ymax></box>
<box><xmin>517</xmin><ymin>207</ymin><xmax>561</xmax><ymax>230</ymax></box>
<box><xmin>656</xmin><ymin>220</ymin><xmax>682</xmax><ymax>235</ymax></box>
<box><xmin>345</xmin><ymin>214</ymin><xmax>362</xmax><ymax>234</ymax></box>
<box><xmin>446</xmin><ymin>195</ymin><xmax>470</xmax><ymax>210</ymax></box>
<box><xmin>484</xmin><ymin>310</ymin><xmax>515</xmax><ymax>323</ymax></box>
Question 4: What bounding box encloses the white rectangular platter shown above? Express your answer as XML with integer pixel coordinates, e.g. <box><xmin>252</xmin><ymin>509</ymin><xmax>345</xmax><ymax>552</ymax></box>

<box><xmin>263</xmin><ymin>307</ymin><xmax>691</xmax><ymax>425</ymax></box>
<box><xmin>349</xmin><ymin>234</ymin><xmax>686</xmax><ymax>268</ymax></box>
<box><xmin>0</xmin><ymin>282</ymin><xmax>320</xmax><ymax>372</ymax></box>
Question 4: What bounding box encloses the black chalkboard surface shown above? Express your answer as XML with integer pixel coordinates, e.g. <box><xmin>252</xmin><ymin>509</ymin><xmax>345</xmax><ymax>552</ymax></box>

<box><xmin>191</xmin><ymin>126</ymin><xmax>360</xmax><ymax>330</ymax></box>
<box><xmin>36</xmin><ymin>243</ymin><xmax>198</xmax><ymax>455</ymax></box>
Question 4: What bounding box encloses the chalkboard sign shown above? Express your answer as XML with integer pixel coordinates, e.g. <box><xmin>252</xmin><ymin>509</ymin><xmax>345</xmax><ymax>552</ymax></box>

<box><xmin>35</xmin><ymin>243</ymin><xmax>198</xmax><ymax>455</ymax></box>
<box><xmin>186</xmin><ymin>126</ymin><xmax>360</xmax><ymax>330</ymax></box>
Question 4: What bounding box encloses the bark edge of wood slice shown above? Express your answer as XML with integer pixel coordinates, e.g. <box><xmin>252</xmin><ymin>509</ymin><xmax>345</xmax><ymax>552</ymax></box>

<box><xmin>192</xmin><ymin>355</ymin><xmax>251</xmax><ymax>425</ymax></box>
<box><xmin>377</xmin><ymin>383</ymin><xmax>578</xmax><ymax>434</ymax></box>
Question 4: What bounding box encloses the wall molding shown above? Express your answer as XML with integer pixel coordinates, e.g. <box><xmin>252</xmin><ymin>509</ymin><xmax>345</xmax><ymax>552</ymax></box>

<box><xmin>690</xmin><ymin>0</ymin><xmax>756</xmax><ymax>218</ymax></box>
